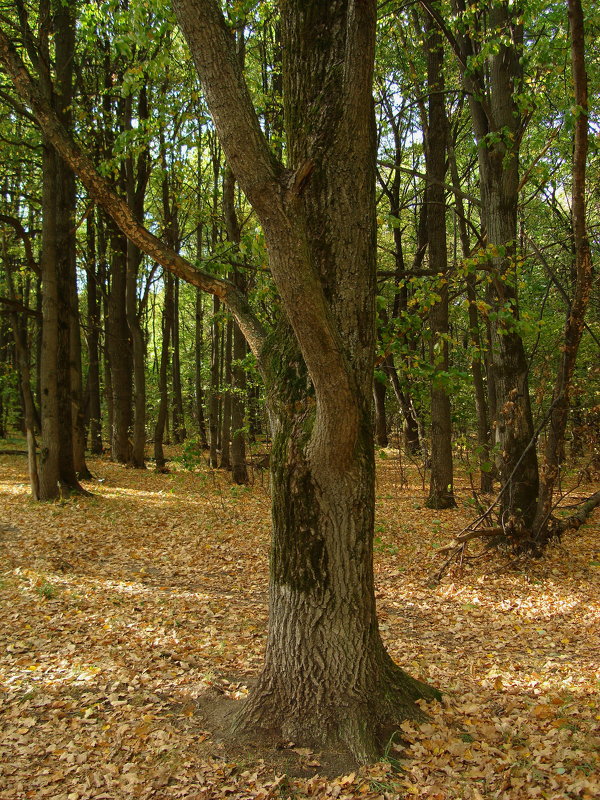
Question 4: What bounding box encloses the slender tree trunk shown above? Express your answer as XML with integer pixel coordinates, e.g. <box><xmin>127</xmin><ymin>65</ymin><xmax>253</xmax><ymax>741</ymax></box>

<box><xmin>223</xmin><ymin>165</ymin><xmax>248</xmax><ymax>482</ymax></box>
<box><xmin>231</xmin><ymin>314</ymin><xmax>249</xmax><ymax>483</ymax></box>
<box><xmin>69</xmin><ymin>271</ymin><xmax>91</xmax><ymax>479</ymax></box>
<box><xmin>384</xmin><ymin>354</ymin><xmax>420</xmax><ymax>454</ymax></box>
<box><xmin>532</xmin><ymin>0</ymin><xmax>593</xmax><ymax>541</ymax></box>
<box><xmin>86</xmin><ymin>210</ymin><xmax>103</xmax><ymax>455</ymax></box>
<box><xmin>194</xmin><ymin>143</ymin><xmax>209</xmax><ymax>448</ymax></box>
<box><xmin>171</xmin><ymin>277</ymin><xmax>186</xmax><ymax>443</ymax></box>
<box><xmin>447</xmin><ymin>142</ymin><xmax>493</xmax><ymax>492</ymax></box>
<box><xmin>107</xmin><ymin>220</ymin><xmax>132</xmax><ymax>463</ymax></box>
<box><xmin>126</xmin><ymin>235</ymin><xmax>147</xmax><ymax>468</ymax></box>
<box><xmin>373</xmin><ymin>377</ymin><xmax>388</xmax><ymax>448</ymax></box>
<box><xmin>5</xmin><ymin>256</ymin><xmax>39</xmax><ymax>498</ymax></box>
<box><xmin>98</xmin><ymin>215</ymin><xmax>114</xmax><ymax>453</ymax></box>
<box><xmin>209</xmin><ymin>295</ymin><xmax>220</xmax><ymax>468</ymax></box>
<box><xmin>195</xmin><ymin>288</ymin><xmax>209</xmax><ymax>448</ymax></box>
<box><xmin>378</xmin><ymin>102</ymin><xmax>423</xmax><ymax>456</ymax></box>
<box><xmin>37</xmin><ymin>129</ymin><xmax>60</xmax><ymax>499</ymax></box>
<box><xmin>154</xmin><ymin>270</ymin><xmax>173</xmax><ymax>472</ymax></box>
<box><xmin>220</xmin><ymin>318</ymin><xmax>233</xmax><ymax>470</ymax></box>
<box><xmin>424</xmin><ymin>17</ymin><xmax>455</xmax><ymax>509</ymax></box>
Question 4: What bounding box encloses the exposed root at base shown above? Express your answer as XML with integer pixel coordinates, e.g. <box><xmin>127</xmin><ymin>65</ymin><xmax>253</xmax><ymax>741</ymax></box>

<box><xmin>232</xmin><ymin>664</ymin><xmax>442</xmax><ymax>765</ymax></box>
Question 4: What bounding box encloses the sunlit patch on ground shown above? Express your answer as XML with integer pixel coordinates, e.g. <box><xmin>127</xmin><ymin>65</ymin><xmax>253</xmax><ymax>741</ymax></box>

<box><xmin>1</xmin><ymin>450</ymin><xmax>598</xmax><ymax>799</ymax></box>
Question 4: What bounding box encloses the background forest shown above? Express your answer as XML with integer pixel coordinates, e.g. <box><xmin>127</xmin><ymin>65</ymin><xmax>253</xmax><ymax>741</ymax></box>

<box><xmin>0</xmin><ymin>0</ymin><xmax>598</xmax><ymax>516</ymax></box>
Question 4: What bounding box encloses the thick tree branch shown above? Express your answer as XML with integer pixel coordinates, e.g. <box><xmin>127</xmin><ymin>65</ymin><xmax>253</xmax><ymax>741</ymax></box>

<box><xmin>0</xmin><ymin>25</ymin><xmax>267</xmax><ymax>361</ymax></box>
<box><xmin>0</xmin><ymin>296</ymin><xmax>42</xmax><ymax>318</ymax></box>
<box><xmin>172</xmin><ymin>0</ymin><xmax>284</xmax><ymax>219</ymax></box>
<box><xmin>173</xmin><ymin>0</ymin><xmax>370</xmax><ymax>456</ymax></box>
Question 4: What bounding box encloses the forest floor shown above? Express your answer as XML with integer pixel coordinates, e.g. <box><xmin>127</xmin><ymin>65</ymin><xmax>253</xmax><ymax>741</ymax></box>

<box><xmin>0</xmin><ymin>443</ymin><xmax>599</xmax><ymax>800</ymax></box>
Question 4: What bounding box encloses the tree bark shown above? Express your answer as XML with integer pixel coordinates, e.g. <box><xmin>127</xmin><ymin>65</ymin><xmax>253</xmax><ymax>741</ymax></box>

<box><xmin>423</xmin><ymin>16</ymin><xmax>455</xmax><ymax>509</ymax></box>
<box><xmin>223</xmin><ymin>165</ymin><xmax>248</xmax><ymax>483</ymax></box>
<box><xmin>174</xmin><ymin>0</ymin><xmax>440</xmax><ymax>760</ymax></box>
<box><xmin>86</xmin><ymin>210</ymin><xmax>103</xmax><ymax>455</ymax></box>
<box><xmin>448</xmin><ymin>0</ymin><xmax>539</xmax><ymax>531</ymax></box>
<box><xmin>373</xmin><ymin>376</ymin><xmax>388</xmax><ymax>448</ymax></box>
<box><xmin>154</xmin><ymin>269</ymin><xmax>173</xmax><ymax>472</ymax></box>
<box><xmin>194</xmin><ymin>288</ymin><xmax>209</xmax><ymax>449</ymax></box>
<box><xmin>107</xmin><ymin>223</ymin><xmax>132</xmax><ymax>463</ymax></box>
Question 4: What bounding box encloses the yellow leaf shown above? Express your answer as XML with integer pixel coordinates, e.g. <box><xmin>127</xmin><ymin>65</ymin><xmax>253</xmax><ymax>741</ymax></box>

<box><xmin>532</xmin><ymin>704</ymin><xmax>554</xmax><ymax>720</ymax></box>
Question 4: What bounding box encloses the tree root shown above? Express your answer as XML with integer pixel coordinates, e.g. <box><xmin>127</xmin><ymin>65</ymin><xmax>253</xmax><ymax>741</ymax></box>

<box><xmin>233</xmin><ymin>658</ymin><xmax>441</xmax><ymax>764</ymax></box>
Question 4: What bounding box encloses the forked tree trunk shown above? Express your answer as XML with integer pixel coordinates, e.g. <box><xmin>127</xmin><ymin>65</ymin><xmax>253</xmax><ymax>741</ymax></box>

<box><xmin>1</xmin><ymin>0</ymin><xmax>439</xmax><ymax>762</ymax></box>
<box><xmin>175</xmin><ymin>0</ymin><xmax>440</xmax><ymax>761</ymax></box>
<box><xmin>235</xmin><ymin>326</ymin><xmax>436</xmax><ymax>760</ymax></box>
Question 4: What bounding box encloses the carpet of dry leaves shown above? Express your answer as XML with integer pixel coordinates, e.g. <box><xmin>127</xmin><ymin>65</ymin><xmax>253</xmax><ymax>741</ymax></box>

<box><xmin>0</xmin><ymin>446</ymin><xmax>598</xmax><ymax>800</ymax></box>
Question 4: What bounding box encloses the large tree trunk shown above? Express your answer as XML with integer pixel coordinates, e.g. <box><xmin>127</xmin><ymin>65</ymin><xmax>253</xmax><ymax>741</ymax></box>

<box><xmin>54</xmin><ymin>0</ymin><xmax>87</xmax><ymax>490</ymax></box>
<box><xmin>1</xmin><ymin>0</ymin><xmax>439</xmax><ymax>762</ymax></box>
<box><xmin>174</xmin><ymin>0</ymin><xmax>440</xmax><ymax>761</ymax></box>
<box><xmin>34</xmin><ymin>0</ymin><xmax>85</xmax><ymax>497</ymax></box>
